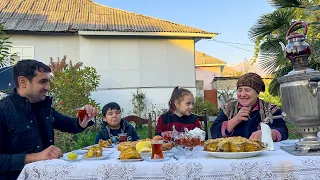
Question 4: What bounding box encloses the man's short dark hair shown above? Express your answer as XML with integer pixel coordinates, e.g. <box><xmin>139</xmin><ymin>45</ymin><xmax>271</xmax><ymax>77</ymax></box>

<box><xmin>13</xmin><ymin>60</ymin><xmax>51</xmax><ymax>88</ymax></box>
<box><xmin>102</xmin><ymin>102</ymin><xmax>121</xmax><ymax>116</ymax></box>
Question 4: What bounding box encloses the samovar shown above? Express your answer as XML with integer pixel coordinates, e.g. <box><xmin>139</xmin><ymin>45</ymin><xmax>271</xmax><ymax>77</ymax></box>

<box><xmin>278</xmin><ymin>21</ymin><xmax>320</xmax><ymax>151</ymax></box>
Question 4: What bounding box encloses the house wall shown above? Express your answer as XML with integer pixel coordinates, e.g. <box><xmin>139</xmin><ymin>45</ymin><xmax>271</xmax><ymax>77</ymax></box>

<box><xmin>8</xmin><ymin>33</ymin><xmax>196</xmax><ymax>116</ymax></box>
<box><xmin>195</xmin><ymin>67</ymin><xmax>220</xmax><ymax>90</ymax></box>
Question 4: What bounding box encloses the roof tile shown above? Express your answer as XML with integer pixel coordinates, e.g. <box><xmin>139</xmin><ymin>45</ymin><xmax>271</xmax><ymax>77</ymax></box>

<box><xmin>0</xmin><ymin>0</ymin><xmax>217</xmax><ymax>35</ymax></box>
<box><xmin>195</xmin><ymin>51</ymin><xmax>226</xmax><ymax>65</ymax></box>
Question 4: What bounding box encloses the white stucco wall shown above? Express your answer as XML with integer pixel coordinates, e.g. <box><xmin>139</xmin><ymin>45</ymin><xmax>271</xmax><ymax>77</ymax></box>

<box><xmin>8</xmin><ymin>33</ymin><xmax>196</xmax><ymax>115</ymax></box>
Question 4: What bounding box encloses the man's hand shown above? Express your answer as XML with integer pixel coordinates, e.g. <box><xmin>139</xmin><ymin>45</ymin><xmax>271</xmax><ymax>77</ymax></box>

<box><xmin>249</xmin><ymin>130</ymin><xmax>262</xmax><ymax>141</ymax></box>
<box><xmin>24</xmin><ymin>145</ymin><xmax>62</xmax><ymax>164</ymax></box>
<box><xmin>77</xmin><ymin>105</ymin><xmax>99</xmax><ymax>128</ymax></box>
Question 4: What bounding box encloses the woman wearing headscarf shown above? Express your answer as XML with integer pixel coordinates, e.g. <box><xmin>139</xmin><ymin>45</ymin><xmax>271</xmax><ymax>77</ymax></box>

<box><xmin>210</xmin><ymin>73</ymin><xmax>288</xmax><ymax>141</ymax></box>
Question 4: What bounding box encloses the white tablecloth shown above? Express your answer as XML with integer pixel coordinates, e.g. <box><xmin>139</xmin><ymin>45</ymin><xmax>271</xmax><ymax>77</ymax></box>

<box><xmin>17</xmin><ymin>143</ymin><xmax>320</xmax><ymax>180</ymax></box>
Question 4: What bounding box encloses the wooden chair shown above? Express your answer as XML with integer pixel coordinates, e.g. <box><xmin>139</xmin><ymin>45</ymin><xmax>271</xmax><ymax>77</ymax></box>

<box><xmin>124</xmin><ymin>113</ymin><xmax>153</xmax><ymax>139</ymax></box>
<box><xmin>194</xmin><ymin>109</ymin><xmax>209</xmax><ymax>140</ymax></box>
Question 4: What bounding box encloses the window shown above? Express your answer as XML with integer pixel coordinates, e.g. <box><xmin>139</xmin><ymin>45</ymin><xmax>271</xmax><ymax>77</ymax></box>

<box><xmin>9</xmin><ymin>46</ymin><xmax>34</xmax><ymax>64</ymax></box>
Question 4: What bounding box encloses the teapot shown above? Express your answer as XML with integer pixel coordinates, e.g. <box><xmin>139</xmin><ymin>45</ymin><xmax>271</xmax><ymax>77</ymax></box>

<box><xmin>279</xmin><ymin>21</ymin><xmax>311</xmax><ymax>70</ymax></box>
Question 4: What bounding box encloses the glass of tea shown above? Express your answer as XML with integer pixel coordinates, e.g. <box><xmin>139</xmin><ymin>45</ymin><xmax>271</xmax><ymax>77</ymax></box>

<box><xmin>76</xmin><ymin>108</ymin><xmax>87</xmax><ymax>122</ymax></box>
<box><xmin>151</xmin><ymin>140</ymin><xmax>164</xmax><ymax>159</ymax></box>
<box><xmin>118</xmin><ymin>133</ymin><xmax>127</xmax><ymax>142</ymax></box>
<box><xmin>243</xmin><ymin>106</ymin><xmax>252</xmax><ymax>119</ymax></box>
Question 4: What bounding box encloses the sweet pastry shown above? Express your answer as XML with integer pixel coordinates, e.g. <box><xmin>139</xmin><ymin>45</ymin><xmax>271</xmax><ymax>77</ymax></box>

<box><xmin>204</xmin><ymin>136</ymin><xmax>263</xmax><ymax>152</ymax></box>
<box><xmin>98</xmin><ymin>139</ymin><xmax>112</xmax><ymax>147</ymax></box>
<box><xmin>119</xmin><ymin>147</ymin><xmax>141</xmax><ymax>160</ymax></box>
<box><xmin>118</xmin><ymin>141</ymin><xmax>138</xmax><ymax>151</ymax></box>
<box><xmin>84</xmin><ymin>146</ymin><xmax>103</xmax><ymax>158</ymax></box>
<box><xmin>162</xmin><ymin>141</ymin><xmax>174</xmax><ymax>151</ymax></box>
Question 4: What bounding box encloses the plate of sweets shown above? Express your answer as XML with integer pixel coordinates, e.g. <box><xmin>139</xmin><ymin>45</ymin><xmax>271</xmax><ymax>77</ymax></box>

<box><xmin>98</xmin><ymin>139</ymin><xmax>113</xmax><ymax>148</ymax></box>
<box><xmin>173</xmin><ymin>127</ymin><xmax>206</xmax><ymax>149</ymax></box>
<box><xmin>83</xmin><ymin>146</ymin><xmax>110</xmax><ymax>160</ymax></box>
<box><xmin>118</xmin><ymin>146</ymin><xmax>144</xmax><ymax>162</ymax></box>
<box><xmin>202</xmin><ymin>136</ymin><xmax>268</xmax><ymax>159</ymax></box>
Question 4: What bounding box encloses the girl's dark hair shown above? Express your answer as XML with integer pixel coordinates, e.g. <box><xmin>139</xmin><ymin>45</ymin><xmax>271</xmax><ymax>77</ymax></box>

<box><xmin>102</xmin><ymin>102</ymin><xmax>121</xmax><ymax>116</ymax></box>
<box><xmin>168</xmin><ymin>86</ymin><xmax>192</xmax><ymax>110</ymax></box>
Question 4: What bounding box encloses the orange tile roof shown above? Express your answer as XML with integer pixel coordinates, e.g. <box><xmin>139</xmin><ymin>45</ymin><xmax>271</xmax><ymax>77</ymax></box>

<box><xmin>195</xmin><ymin>51</ymin><xmax>226</xmax><ymax>66</ymax></box>
<box><xmin>221</xmin><ymin>66</ymin><xmax>241</xmax><ymax>77</ymax></box>
<box><xmin>0</xmin><ymin>0</ymin><xmax>217</xmax><ymax>35</ymax></box>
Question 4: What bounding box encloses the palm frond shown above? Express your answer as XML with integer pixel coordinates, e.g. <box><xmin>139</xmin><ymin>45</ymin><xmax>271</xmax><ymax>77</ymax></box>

<box><xmin>249</xmin><ymin>8</ymin><xmax>296</xmax><ymax>41</ymax></box>
<box><xmin>258</xmin><ymin>37</ymin><xmax>290</xmax><ymax>75</ymax></box>
<box><xmin>269</xmin><ymin>0</ymin><xmax>305</xmax><ymax>8</ymax></box>
<box><xmin>268</xmin><ymin>65</ymin><xmax>293</xmax><ymax>96</ymax></box>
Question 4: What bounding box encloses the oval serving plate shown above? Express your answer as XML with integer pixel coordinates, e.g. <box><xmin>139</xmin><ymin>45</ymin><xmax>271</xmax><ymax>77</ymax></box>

<box><xmin>203</xmin><ymin>148</ymin><xmax>268</xmax><ymax>159</ymax></box>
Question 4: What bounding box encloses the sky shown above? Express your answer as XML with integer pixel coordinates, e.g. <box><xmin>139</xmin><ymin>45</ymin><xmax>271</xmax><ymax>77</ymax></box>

<box><xmin>94</xmin><ymin>0</ymin><xmax>275</xmax><ymax>64</ymax></box>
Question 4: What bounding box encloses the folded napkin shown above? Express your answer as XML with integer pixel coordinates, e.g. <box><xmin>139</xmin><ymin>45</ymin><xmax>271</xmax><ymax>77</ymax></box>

<box><xmin>260</xmin><ymin>122</ymin><xmax>275</xmax><ymax>151</ymax></box>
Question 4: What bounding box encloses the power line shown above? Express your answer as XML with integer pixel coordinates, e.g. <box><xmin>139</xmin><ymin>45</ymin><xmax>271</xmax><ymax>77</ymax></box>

<box><xmin>207</xmin><ymin>39</ymin><xmax>255</xmax><ymax>46</ymax></box>
<box><xmin>208</xmin><ymin>39</ymin><xmax>255</xmax><ymax>52</ymax></box>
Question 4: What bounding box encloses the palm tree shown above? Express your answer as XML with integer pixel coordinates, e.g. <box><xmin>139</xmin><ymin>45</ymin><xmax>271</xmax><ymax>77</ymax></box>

<box><xmin>0</xmin><ymin>24</ymin><xmax>13</xmax><ymax>68</ymax></box>
<box><xmin>249</xmin><ymin>0</ymin><xmax>320</xmax><ymax>95</ymax></box>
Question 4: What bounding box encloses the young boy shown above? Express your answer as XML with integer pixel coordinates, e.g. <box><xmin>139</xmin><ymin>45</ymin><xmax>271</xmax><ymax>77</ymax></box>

<box><xmin>95</xmin><ymin>102</ymin><xmax>139</xmax><ymax>143</ymax></box>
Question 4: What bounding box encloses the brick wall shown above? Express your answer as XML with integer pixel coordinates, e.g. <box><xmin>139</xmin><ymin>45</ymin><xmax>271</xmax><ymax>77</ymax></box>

<box><xmin>212</xmin><ymin>79</ymin><xmax>238</xmax><ymax>90</ymax></box>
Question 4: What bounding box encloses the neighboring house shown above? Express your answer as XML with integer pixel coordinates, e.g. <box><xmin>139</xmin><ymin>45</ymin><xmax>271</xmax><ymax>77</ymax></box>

<box><xmin>0</xmin><ymin>0</ymin><xmax>217</xmax><ymax>115</ymax></box>
<box><xmin>220</xmin><ymin>65</ymin><xmax>240</xmax><ymax>77</ymax></box>
<box><xmin>195</xmin><ymin>51</ymin><xmax>226</xmax><ymax>90</ymax></box>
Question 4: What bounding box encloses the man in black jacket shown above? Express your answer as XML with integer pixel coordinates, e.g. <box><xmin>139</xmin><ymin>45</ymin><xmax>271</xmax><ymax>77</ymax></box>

<box><xmin>0</xmin><ymin>60</ymin><xmax>98</xmax><ymax>180</ymax></box>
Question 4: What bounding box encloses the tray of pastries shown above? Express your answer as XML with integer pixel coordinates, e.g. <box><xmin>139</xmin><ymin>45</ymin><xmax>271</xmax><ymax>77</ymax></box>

<box><xmin>203</xmin><ymin>136</ymin><xmax>268</xmax><ymax>159</ymax></box>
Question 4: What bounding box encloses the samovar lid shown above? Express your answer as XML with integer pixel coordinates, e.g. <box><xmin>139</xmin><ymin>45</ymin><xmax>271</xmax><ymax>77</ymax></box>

<box><xmin>278</xmin><ymin>69</ymin><xmax>320</xmax><ymax>84</ymax></box>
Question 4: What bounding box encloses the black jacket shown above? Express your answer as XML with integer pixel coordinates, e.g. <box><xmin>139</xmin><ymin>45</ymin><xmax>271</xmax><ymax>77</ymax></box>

<box><xmin>95</xmin><ymin>119</ymin><xmax>139</xmax><ymax>143</ymax></box>
<box><xmin>0</xmin><ymin>91</ymin><xmax>93</xmax><ymax>180</ymax></box>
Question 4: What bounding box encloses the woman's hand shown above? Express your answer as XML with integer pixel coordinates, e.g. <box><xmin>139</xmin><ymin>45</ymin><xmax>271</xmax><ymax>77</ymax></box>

<box><xmin>249</xmin><ymin>130</ymin><xmax>262</xmax><ymax>141</ymax></box>
<box><xmin>234</xmin><ymin>107</ymin><xmax>250</xmax><ymax>122</ymax></box>
<box><xmin>227</xmin><ymin>107</ymin><xmax>250</xmax><ymax>133</ymax></box>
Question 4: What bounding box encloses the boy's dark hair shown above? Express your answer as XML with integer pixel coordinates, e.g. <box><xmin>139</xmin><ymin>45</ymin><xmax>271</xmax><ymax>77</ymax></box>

<box><xmin>102</xmin><ymin>102</ymin><xmax>121</xmax><ymax>116</ymax></box>
<box><xmin>13</xmin><ymin>59</ymin><xmax>51</xmax><ymax>88</ymax></box>
<box><xmin>168</xmin><ymin>86</ymin><xmax>192</xmax><ymax>110</ymax></box>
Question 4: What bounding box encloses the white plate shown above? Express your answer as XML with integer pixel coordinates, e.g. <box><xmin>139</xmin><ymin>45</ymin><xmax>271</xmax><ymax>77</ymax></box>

<box><xmin>117</xmin><ymin>158</ymin><xmax>144</xmax><ymax>162</ymax></box>
<box><xmin>83</xmin><ymin>154</ymin><xmax>110</xmax><ymax>160</ymax></box>
<box><xmin>72</xmin><ymin>150</ymin><xmax>88</xmax><ymax>155</ymax></box>
<box><xmin>139</xmin><ymin>151</ymin><xmax>152</xmax><ymax>158</ymax></box>
<box><xmin>145</xmin><ymin>157</ymin><xmax>170</xmax><ymax>162</ymax></box>
<box><xmin>203</xmin><ymin>149</ymin><xmax>268</xmax><ymax>159</ymax></box>
<box><xmin>62</xmin><ymin>154</ymin><xmax>83</xmax><ymax>162</ymax></box>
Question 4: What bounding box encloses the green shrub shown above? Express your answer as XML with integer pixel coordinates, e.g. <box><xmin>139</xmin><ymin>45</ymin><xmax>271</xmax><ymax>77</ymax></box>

<box><xmin>194</xmin><ymin>96</ymin><xmax>218</xmax><ymax>116</ymax></box>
